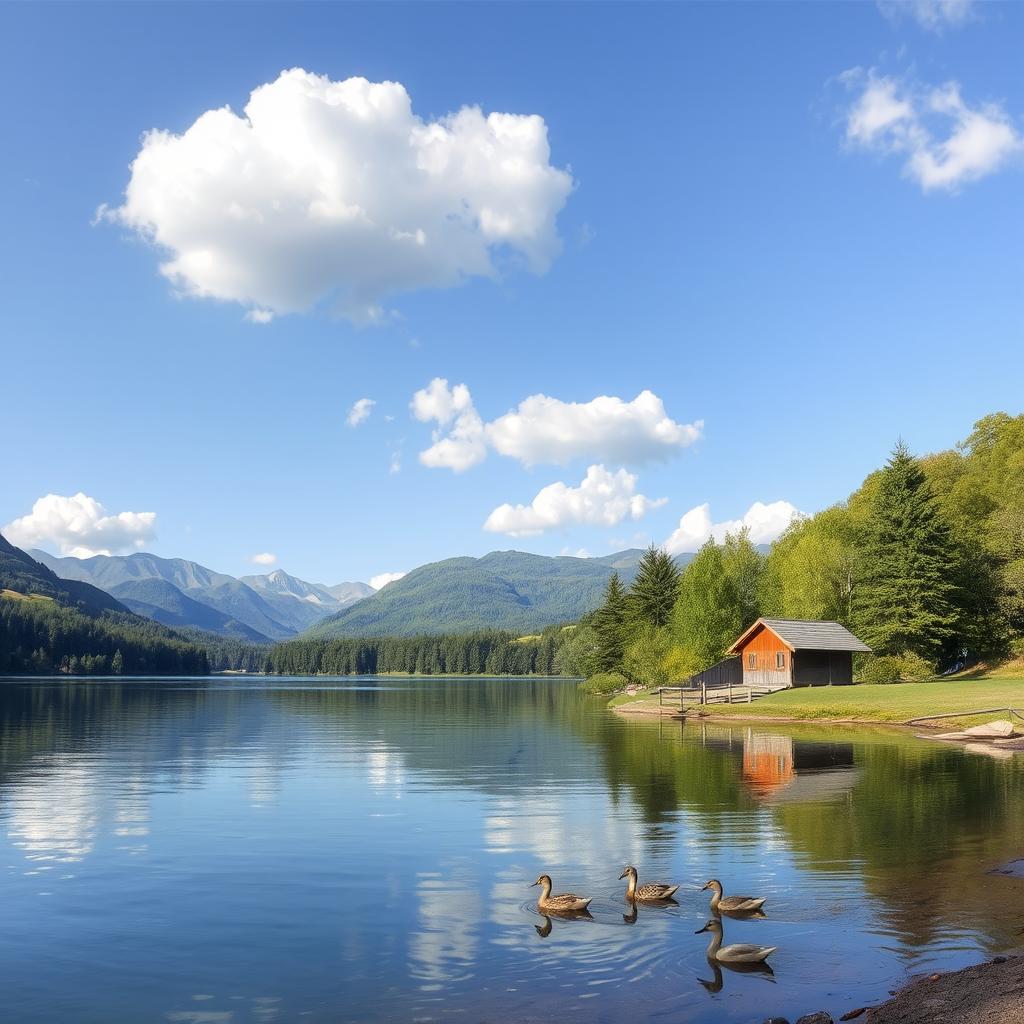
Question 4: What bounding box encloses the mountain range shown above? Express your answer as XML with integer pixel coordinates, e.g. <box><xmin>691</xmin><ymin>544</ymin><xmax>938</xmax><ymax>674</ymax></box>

<box><xmin>304</xmin><ymin>548</ymin><xmax>662</xmax><ymax>639</ymax></box>
<box><xmin>30</xmin><ymin>550</ymin><xmax>373</xmax><ymax>642</ymax></box>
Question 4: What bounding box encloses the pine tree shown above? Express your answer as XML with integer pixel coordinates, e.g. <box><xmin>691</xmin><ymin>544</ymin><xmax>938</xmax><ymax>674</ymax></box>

<box><xmin>593</xmin><ymin>573</ymin><xmax>628</xmax><ymax>672</ymax></box>
<box><xmin>627</xmin><ymin>546</ymin><xmax>681</xmax><ymax>629</ymax></box>
<box><xmin>857</xmin><ymin>442</ymin><xmax>960</xmax><ymax>661</ymax></box>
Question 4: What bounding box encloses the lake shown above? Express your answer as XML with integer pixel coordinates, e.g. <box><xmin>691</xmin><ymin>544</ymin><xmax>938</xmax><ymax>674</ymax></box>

<box><xmin>0</xmin><ymin>677</ymin><xmax>1021</xmax><ymax>1023</ymax></box>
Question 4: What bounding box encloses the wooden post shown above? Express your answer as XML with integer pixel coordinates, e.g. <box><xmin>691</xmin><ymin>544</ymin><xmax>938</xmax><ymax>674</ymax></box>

<box><xmin>701</xmin><ymin>682</ymin><xmax>706</xmax><ymax>705</ymax></box>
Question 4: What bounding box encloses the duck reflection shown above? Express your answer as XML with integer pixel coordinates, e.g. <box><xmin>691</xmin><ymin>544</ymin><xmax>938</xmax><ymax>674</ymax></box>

<box><xmin>697</xmin><ymin>959</ymin><xmax>775</xmax><ymax>993</ymax></box>
<box><xmin>533</xmin><ymin>907</ymin><xmax>594</xmax><ymax>939</ymax></box>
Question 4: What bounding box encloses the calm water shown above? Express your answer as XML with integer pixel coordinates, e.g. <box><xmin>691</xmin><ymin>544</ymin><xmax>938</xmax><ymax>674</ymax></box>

<box><xmin>0</xmin><ymin>677</ymin><xmax>1022</xmax><ymax>1024</ymax></box>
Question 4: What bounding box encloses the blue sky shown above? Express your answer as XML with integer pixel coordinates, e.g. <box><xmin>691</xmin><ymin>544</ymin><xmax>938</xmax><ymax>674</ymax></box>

<box><xmin>2</xmin><ymin>1</ymin><xmax>1022</xmax><ymax>587</ymax></box>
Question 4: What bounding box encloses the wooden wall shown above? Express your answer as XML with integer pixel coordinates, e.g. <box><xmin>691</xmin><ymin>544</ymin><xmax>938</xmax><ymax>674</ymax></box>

<box><xmin>738</xmin><ymin>625</ymin><xmax>792</xmax><ymax>688</ymax></box>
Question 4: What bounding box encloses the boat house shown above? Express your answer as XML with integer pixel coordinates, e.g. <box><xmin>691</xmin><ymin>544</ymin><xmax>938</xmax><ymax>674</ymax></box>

<box><xmin>726</xmin><ymin>618</ymin><xmax>871</xmax><ymax>689</ymax></box>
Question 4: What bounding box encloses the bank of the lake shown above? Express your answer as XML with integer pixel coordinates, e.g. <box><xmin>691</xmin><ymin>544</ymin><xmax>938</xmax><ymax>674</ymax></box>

<box><xmin>610</xmin><ymin>678</ymin><xmax>1024</xmax><ymax>727</ymax></box>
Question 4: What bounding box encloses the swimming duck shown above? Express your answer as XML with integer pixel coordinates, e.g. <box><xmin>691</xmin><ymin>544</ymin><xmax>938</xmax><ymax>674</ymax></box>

<box><xmin>531</xmin><ymin>874</ymin><xmax>592</xmax><ymax>913</ymax></box>
<box><xmin>619</xmin><ymin>865</ymin><xmax>680</xmax><ymax>902</ymax></box>
<box><xmin>701</xmin><ymin>879</ymin><xmax>766</xmax><ymax>914</ymax></box>
<box><xmin>696</xmin><ymin>918</ymin><xmax>777</xmax><ymax>964</ymax></box>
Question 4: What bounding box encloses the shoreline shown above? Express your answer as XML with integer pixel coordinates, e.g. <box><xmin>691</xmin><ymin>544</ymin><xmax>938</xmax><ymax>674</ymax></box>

<box><xmin>856</xmin><ymin>953</ymin><xmax>1024</xmax><ymax>1023</ymax></box>
<box><xmin>610</xmin><ymin>700</ymin><xmax>921</xmax><ymax>728</ymax></box>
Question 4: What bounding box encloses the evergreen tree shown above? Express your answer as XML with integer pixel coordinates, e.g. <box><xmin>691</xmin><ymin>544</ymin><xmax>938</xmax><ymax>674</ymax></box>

<box><xmin>856</xmin><ymin>442</ymin><xmax>959</xmax><ymax>661</ymax></box>
<box><xmin>593</xmin><ymin>573</ymin><xmax>628</xmax><ymax>672</ymax></box>
<box><xmin>627</xmin><ymin>546</ymin><xmax>681</xmax><ymax>629</ymax></box>
<box><xmin>111</xmin><ymin>649</ymin><xmax>124</xmax><ymax>675</ymax></box>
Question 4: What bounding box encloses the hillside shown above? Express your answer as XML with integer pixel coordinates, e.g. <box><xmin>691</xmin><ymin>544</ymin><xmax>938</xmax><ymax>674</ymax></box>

<box><xmin>29</xmin><ymin>550</ymin><xmax>366</xmax><ymax>639</ymax></box>
<box><xmin>0</xmin><ymin>534</ymin><xmax>127</xmax><ymax>615</ymax></box>
<box><xmin>108</xmin><ymin>578</ymin><xmax>269</xmax><ymax>641</ymax></box>
<box><xmin>305</xmin><ymin>549</ymin><xmax>657</xmax><ymax>639</ymax></box>
<box><xmin>0</xmin><ymin>534</ymin><xmax>208</xmax><ymax>675</ymax></box>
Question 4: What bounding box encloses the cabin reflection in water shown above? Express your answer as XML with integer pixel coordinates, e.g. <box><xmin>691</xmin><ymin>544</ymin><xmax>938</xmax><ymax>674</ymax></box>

<box><xmin>740</xmin><ymin>730</ymin><xmax>856</xmax><ymax>801</ymax></box>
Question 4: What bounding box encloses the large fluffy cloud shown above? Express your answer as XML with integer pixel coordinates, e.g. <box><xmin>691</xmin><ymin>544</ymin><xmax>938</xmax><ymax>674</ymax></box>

<box><xmin>841</xmin><ymin>70</ymin><xmax>1022</xmax><ymax>192</ymax></box>
<box><xmin>4</xmin><ymin>493</ymin><xmax>157</xmax><ymax>558</ymax></box>
<box><xmin>102</xmin><ymin>69</ymin><xmax>573</xmax><ymax>323</ymax></box>
<box><xmin>483</xmin><ymin>464</ymin><xmax>666</xmax><ymax>537</ymax></box>
<box><xmin>411</xmin><ymin>379</ymin><xmax>702</xmax><ymax>471</ymax></box>
<box><xmin>664</xmin><ymin>500</ymin><xmax>800</xmax><ymax>554</ymax></box>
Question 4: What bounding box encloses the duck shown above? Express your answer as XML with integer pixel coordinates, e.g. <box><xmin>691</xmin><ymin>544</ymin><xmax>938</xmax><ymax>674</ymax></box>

<box><xmin>701</xmin><ymin>878</ymin><xmax>766</xmax><ymax>914</ymax></box>
<box><xmin>619</xmin><ymin>865</ymin><xmax>680</xmax><ymax>902</ymax></box>
<box><xmin>531</xmin><ymin>874</ymin><xmax>592</xmax><ymax>913</ymax></box>
<box><xmin>695</xmin><ymin>918</ymin><xmax>777</xmax><ymax>964</ymax></box>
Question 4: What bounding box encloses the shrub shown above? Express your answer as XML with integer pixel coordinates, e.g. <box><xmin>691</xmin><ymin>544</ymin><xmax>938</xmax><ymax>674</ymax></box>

<box><xmin>858</xmin><ymin>653</ymin><xmax>934</xmax><ymax>684</ymax></box>
<box><xmin>579</xmin><ymin>671</ymin><xmax>628</xmax><ymax>695</ymax></box>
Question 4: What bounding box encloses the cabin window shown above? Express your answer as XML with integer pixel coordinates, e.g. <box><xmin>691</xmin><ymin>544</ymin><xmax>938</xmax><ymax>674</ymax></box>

<box><xmin>747</xmin><ymin>653</ymin><xmax>756</xmax><ymax>669</ymax></box>
<box><xmin>776</xmin><ymin>651</ymin><xmax>786</xmax><ymax>669</ymax></box>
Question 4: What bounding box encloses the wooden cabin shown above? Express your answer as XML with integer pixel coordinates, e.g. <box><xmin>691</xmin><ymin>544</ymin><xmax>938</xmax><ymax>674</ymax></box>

<box><xmin>726</xmin><ymin>618</ymin><xmax>871</xmax><ymax>688</ymax></box>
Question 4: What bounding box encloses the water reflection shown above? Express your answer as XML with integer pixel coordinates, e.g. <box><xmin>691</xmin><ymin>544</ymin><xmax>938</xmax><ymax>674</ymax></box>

<box><xmin>0</xmin><ymin>678</ymin><xmax>1021</xmax><ymax>1024</ymax></box>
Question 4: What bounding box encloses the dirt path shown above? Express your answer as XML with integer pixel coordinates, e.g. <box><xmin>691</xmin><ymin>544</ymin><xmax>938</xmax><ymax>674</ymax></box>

<box><xmin>863</xmin><ymin>955</ymin><xmax>1024</xmax><ymax>1023</ymax></box>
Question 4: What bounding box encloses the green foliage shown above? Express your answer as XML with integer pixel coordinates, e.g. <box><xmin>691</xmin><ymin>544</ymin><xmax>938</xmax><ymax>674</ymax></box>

<box><xmin>622</xmin><ymin>624</ymin><xmax>673</xmax><ymax>687</ymax></box>
<box><xmin>670</xmin><ymin>540</ymin><xmax>741</xmax><ymax>674</ymax></box>
<box><xmin>759</xmin><ymin>507</ymin><xmax>858</xmax><ymax>625</ymax></box>
<box><xmin>0</xmin><ymin>594</ymin><xmax>208</xmax><ymax>675</ymax></box>
<box><xmin>267</xmin><ymin>626</ymin><xmax>567</xmax><ymax>676</ymax></box>
<box><xmin>720</xmin><ymin>528</ymin><xmax>764</xmax><ymax>629</ymax></box>
<box><xmin>856</xmin><ymin>443</ymin><xmax>959</xmax><ymax>660</ymax></box>
<box><xmin>307</xmin><ymin>549</ymin><xmax>646</xmax><ymax>639</ymax></box>
<box><xmin>858</xmin><ymin>652</ymin><xmax>934</xmax><ymax>684</ymax></box>
<box><xmin>553</xmin><ymin>623</ymin><xmax>599</xmax><ymax>678</ymax></box>
<box><xmin>627</xmin><ymin>546</ymin><xmax>681</xmax><ymax>629</ymax></box>
<box><xmin>593</xmin><ymin>572</ymin><xmax>629</xmax><ymax>672</ymax></box>
<box><xmin>578</xmin><ymin>671</ymin><xmax>627</xmax><ymax>695</ymax></box>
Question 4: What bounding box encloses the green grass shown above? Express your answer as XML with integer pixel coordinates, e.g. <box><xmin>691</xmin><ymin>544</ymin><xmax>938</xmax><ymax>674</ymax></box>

<box><xmin>1</xmin><ymin>589</ymin><xmax>54</xmax><ymax>603</ymax></box>
<box><xmin>612</xmin><ymin>678</ymin><xmax>1024</xmax><ymax>725</ymax></box>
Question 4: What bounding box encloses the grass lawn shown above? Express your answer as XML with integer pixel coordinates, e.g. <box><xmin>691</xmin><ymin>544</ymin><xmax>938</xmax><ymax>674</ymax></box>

<box><xmin>610</xmin><ymin>678</ymin><xmax>1024</xmax><ymax>725</ymax></box>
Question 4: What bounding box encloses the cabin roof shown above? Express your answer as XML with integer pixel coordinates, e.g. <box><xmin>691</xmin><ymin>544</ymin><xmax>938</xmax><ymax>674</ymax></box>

<box><xmin>727</xmin><ymin>617</ymin><xmax>871</xmax><ymax>654</ymax></box>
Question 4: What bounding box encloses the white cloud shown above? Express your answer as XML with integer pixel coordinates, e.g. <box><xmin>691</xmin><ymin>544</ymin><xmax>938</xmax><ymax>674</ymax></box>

<box><xmin>664</xmin><ymin>500</ymin><xmax>800</xmax><ymax>555</ymax></box>
<box><xmin>245</xmin><ymin>308</ymin><xmax>274</xmax><ymax>325</ymax></box>
<box><xmin>877</xmin><ymin>0</ymin><xmax>974</xmax><ymax>32</ymax></box>
<box><xmin>3</xmin><ymin>493</ymin><xmax>157</xmax><ymax>558</ymax></box>
<box><xmin>560</xmin><ymin>546</ymin><xmax>592</xmax><ymax>558</ymax></box>
<box><xmin>411</xmin><ymin>378</ymin><xmax>486</xmax><ymax>472</ymax></box>
<box><xmin>412</xmin><ymin>380</ymin><xmax>702</xmax><ymax>472</ymax></box>
<box><xmin>346</xmin><ymin>397</ymin><xmax>375</xmax><ymax>427</ymax></box>
<box><xmin>102</xmin><ymin>69</ymin><xmax>573</xmax><ymax>324</ymax></box>
<box><xmin>487</xmin><ymin>390</ymin><xmax>702</xmax><ymax>466</ymax></box>
<box><xmin>250</xmin><ymin>552</ymin><xmax>277</xmax><ymax>566</ymax></box>
<box><xmin>369</xmin><ymin>571</ymin><xmax>406</xmax><ymax>591</ymax></box>
<box><xmin>841</xmin><ymin>70</ymin><xmax>1022</xmax><ymax>192</ymax></box>
<box><xmin>483</xmin><ymin>464</ymin><xmax>666</xmax><ymax>538</ymax></box>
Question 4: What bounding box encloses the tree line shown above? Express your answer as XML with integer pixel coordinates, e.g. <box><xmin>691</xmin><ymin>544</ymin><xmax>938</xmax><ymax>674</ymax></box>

<box><xmin>562</xmin><ymin>413</ymin><xmax>1024</xmax><ymax>688</ymax></box>
<box><xmin>0</xmin><ymin>596</ymin><xmax>209</xmax><ymax>675</ymax></box>
<box><xmin>266</xmin><ymin>627</ymin><xmax>567</xmax><ymax>676</ymax></box>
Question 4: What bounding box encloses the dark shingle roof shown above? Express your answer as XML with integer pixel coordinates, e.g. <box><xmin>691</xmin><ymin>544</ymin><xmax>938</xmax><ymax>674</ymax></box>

<box><xmin>729</xmin><ymin>618</ymin><xmax>871</xmax><ymax>654</ymax></box>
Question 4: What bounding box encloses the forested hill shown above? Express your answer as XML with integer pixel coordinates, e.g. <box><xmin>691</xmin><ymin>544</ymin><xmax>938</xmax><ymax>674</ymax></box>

<box><xmin>0</xmin><ymin>534</ymin><xmax>126</xmax><ymax>614</ymax></box>
<box><xmin>305</xmin><ymin>549</ymin><xmax>658</xmax><ymax>639</ymax></box>
<box><xmin>0</xmin><ymin>533</ymin><xmax>208</xmax><ymax>676</ymax></box>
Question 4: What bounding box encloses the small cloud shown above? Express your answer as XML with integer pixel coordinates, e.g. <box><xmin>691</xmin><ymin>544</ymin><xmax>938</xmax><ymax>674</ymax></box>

<box><xmin>347</xmin><ymin>397</ymin><xmax>375</xmax><ymax>427</ymax></box>
<box><xmin>3</xmin><ymin>492</ymin><xmax>157</xmax><ymax>557</ymax></box>
<box><xmin>250</xmin><ymin>552</ymin><xmax>277</xmax><ymax>566</ymax></box>
<box><xmin>245</xmin><ymin>309</ymin><xmax>274</xmax><ymax>324</ymax></box>
<box><xmin>664</xmin><ymin>500</ymin><xmax>801</xmax><ymax>555</ymax></box>
<box><xmin>484</xmin><ymin>464</ymin><xmax>666</xmax><ymax>538</ymax></box>
<box><xmin>560</xmin><ymin>546</ymin><xmax>591</xmax><ymax>558</ymax></box>
<box><xmin>412</xmin><ymin>379</ymin><xmax>703</xmax><ymax>472</ymax></box>
<box><xmin>839</xmin><ymin>69</ymin><xmax>1023</xmax><ymax>192</ymax></box>
<box><xmin>370</xmin><ymin>571</ymin><xmax>406</xmax><ymax>591</ymax></box>
<box><xmin>877</xmin><ymin>0</ymin><xmax>975</xmax><ymax>32</ymax></box>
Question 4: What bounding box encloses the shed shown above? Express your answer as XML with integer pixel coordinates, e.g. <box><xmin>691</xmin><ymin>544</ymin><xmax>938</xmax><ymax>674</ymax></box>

<box><xmin>726</xmin><ymin>618</ymin><xmax>871</xmax><ymax>688</ymax></box>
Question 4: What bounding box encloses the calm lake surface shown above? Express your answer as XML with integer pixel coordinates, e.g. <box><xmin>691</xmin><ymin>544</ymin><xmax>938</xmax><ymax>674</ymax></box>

<box><xmin>1</xmin><ymin>677</ymin><xmax>1022</xmax><ymax>1023</ymax></box>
